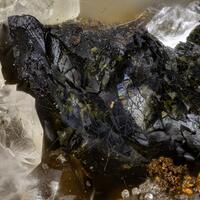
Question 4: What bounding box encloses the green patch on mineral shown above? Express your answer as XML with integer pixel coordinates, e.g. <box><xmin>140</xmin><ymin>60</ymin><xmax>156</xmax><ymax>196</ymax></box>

<box><xmin>90</xmin><ymin>47</ymin><xmax>98</xmax><ymax>54</ymax></box>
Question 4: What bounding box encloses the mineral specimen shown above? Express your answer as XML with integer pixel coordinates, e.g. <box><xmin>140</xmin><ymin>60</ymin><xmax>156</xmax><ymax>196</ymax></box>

<box><xmin>1</xmin><ymin>15</ymin><xmax>200</xmax><ymax>182</ymax></box>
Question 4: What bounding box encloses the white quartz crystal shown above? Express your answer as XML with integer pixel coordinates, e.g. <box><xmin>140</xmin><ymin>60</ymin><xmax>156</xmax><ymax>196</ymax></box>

<box><xmin>0</xmin><ymin>0</ymin><xmax>80</xmax><ymax>24</ymax></box>
<box><xmin>147</xmin><ymin>1</ymin><xmax>200</xmax><ymax>48</ymax></box>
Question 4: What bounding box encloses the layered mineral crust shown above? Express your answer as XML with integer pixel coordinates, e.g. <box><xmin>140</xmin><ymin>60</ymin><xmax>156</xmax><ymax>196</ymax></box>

<box><xmin>1</xmin><ymin>15</ymin><xmax>200</xmax><ymax>178</ymax></box>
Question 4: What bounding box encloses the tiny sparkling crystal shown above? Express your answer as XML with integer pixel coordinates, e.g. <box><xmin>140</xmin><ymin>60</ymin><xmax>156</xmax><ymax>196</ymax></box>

<box><xmin>144</xmin><ymin>193</ymin><xmax>154</xmax><ymax>200</ymax></box>
<box><xmin>121</xmin><ymin>189</ymin><xmax>130</xmax><ymax>199</ymax></box>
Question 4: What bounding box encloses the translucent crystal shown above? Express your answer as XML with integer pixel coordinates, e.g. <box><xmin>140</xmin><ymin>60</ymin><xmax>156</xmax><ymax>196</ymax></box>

<box><xmin>147</xmin><ymin>1</ymin><xmax>200</xmax><ymax>48</ymax></box>
<box><xmin>0</xmin><ymin>0</ymin><xmax>80</xmax><ymax>24</ymax></box>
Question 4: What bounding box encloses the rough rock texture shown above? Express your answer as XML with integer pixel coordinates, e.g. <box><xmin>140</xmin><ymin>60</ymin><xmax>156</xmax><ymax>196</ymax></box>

<box><xmin>148</xmin><ymin>157</ymin><xmax>200</xmax><ymax>195</ymax></box>
<box><xmin>1</xmin><ymin>15</ymin><xmax>200</xmax><ymax>186</ymax></box>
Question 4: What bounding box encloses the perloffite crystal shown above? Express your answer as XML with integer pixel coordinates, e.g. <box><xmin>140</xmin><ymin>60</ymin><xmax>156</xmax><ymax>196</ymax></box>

<box><xmin>1</xmin><ymin>15</ymin><xmax>200</xmax><ymax>180</ymax></box>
